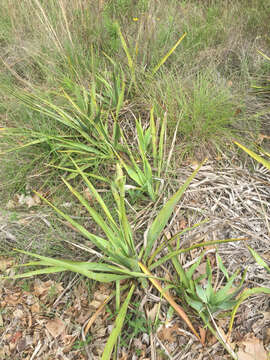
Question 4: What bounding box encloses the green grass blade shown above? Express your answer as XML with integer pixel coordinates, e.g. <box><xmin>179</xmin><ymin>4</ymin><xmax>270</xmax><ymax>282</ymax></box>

<box><xmin>257</xmin><ymin>50</ymin><xmax>270</xmax><ymax>61</ymax></box>
<box><xmin>102</xmin><ymin>284</ymin><xmax>135</xmax><ymax>360</ymax></box>
<box><xmin>152</xmin><ymin>33</ymin><xmax>187</xmax><ymax>75</ymax></box>
<box><xmin>143</xmin><ymin>160</ymin><xmax>205</xmax><ymax>261</ymax></box>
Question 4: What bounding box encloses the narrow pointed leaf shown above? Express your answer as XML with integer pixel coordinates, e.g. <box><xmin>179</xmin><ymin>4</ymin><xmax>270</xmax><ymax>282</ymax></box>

<box><xmin>102</xmin><ymin>284</ymin><xmax>135</xmax><ymax>360</ymax></box>
<box><xmin>152</xmin><ymin>33</ymin><xmax>186</xmax><ymax>75</ymax></box>
<box><xmin>247</xmin><ymin>246</ymin><xmax>270</xmax><ymax>273</ymax></box>
<box><xmin>144</xmin><ymin>160</ymin><xmax>205</xmax><ymax>261</ymax></box>
<box><xmin>234</xmin><ymin>141</ymin><xmax>270</xmax><ymax>170</ymax></box>
<box><xmin>228</xmin><ymin>287</ymin><xmax>270</xmax><ymax>336</ymax></box>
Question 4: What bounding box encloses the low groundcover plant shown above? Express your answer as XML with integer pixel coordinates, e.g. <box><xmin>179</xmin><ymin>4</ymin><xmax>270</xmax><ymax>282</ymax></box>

<box><xmin>7</xmin><ymin>160</ymin><xmax>205</xmax><ymax>358</ymax></box>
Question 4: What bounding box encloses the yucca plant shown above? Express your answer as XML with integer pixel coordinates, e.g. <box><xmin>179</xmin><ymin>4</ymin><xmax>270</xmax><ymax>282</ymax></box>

<box><xmin>1</xmin><ymin>71</ymin><xmax>125</xmax><ymax>170</ymax></box>
<box><xmin>172</xmin><ymin>252</ymin><xmax>246</xmax><ymax>319</ymax></box>
<box><xmin>116</xmin><ymin>108</ymin><xmax>167</xmax><ymax>201</ymax></box>
<box><xmin>7</xmin><ymin>160</ymin><xmax>208</xmax><ymax>358</ymax></box>
<box><xmin>144</xmin><ymin>227</ymin><xmax>261</xmax><ymax>359</ymax></box>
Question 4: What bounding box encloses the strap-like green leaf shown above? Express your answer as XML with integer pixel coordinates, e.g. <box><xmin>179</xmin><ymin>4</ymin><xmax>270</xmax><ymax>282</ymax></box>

<box><xmin>234</xmin><ymin>141</ymin><xmax>270</xmax><ymax>170</ymax></box>
<box><xmin>152</xmin><ymin>33</ymin><xmax>187</xmax><ymax>75</ymax></box>
<box><xmin>248</xmin><ymin>246</ymin><xmax>270</xmax><ymax>273</ymax></box>
<box><xmin>229</xmin><ymin>287</ymin><xmax>270</xmax><ymax>335</ymax></box>
<box><xmin>12</xmin><ymin>250</ymin><xmax>130</xmax><ymax>282</ymax></box>
<box><xmin>143</xmin><ymin>160</ymin><xmax>205</xmax><ymax>261</ymax></box>
<box><xmin>102</xmin><ymin>284</ymin><xmax>135</xmax><ymax>360</ymax></box>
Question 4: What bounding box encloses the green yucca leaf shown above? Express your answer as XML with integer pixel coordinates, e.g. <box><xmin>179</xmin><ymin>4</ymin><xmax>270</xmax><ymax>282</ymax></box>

<box><xmin>150</xmin><ymin>237</ymin><xmax>247</xmax><ymax>270</ymax></box>
<box><xmin>214</xmin><ymin>271</ymin><xmax>240</xmax><ymax>304</ymax></box>
<box><xmin>34</xmin><ymin>191</ymin><xmax>111</xmax><ymax>252</ymax></box>
<box><xmin>102</xmin><ymin>284</ymin><xmax>135</xmax><ymax>360</ymax></box>
<box><xmin>8</xmin><ymin>267</ymin><xmax>68</xmax><ymax>279</ymax></box>
<box><xmin>158</xmin><ymin>112</ymin><xmax>167</xmax><ymax>177</ymax></box>
<box><xmin>186</xmin><ymin>252</ymin><xmax>206</xmax><ymax>281</ymax></box>
<box><xmin>152</xmin><ymin>33</ymin><xmax>187</xmax><ymax>75</ymax></box>
<box><xmin>148</xmin><ymin>220</ymin><xmax>208</xmax><ymax>266</ymax></box>
<box><xmin>118</xmin><ymin>157</ymin><xmax>145</xmax><ymax>186</ymax></box>
<box><xmin>185</xmin><ymin>294</ymin><xmax>204</xmax><ymax>313</ymax></box>
<box><xmin>113</xmin><ymin>164</ymin><xmax>137</xmax><ymax>255</ymax></box>
<box><xmin>234</xmin><ymin>141</ymin><xmax>270</xmax><ymax>170</ymax></box>
<box><xmin>115</xmin><ymin>74</ymin><xmax>125</xmax><ymax>119</ymax></box>
<box><xmin>136</xmin><ymin>118</ymin><xmax>147</xmax><ymax>154</ymax></box>
<box><xmin>61</xmin><ymin>177</ymin><xmax>127</xmax><ymax>254</ymax></box>
<box><xmin>150</xmin><ymin>108</ymin><xmax>158</xmax><ymax>168</ymax></box>
<box><xmin>0</xmin><ymin>138</ymin><xmax>48</xmax><ymax>154</ymax></box>
<box><xmin>70</xmin><ymin>158</ymin><xmax>118</xmax><ymax>228</ymax></box>
<box><xmin>195</xmin><ymin>284</ymin><xmax>208</xmax><ymax>303</ymax></box>
<box><xmin>229</xmin><ymin>287</ymin><xmax>270</xmax><ymax>335</ymax></box>
<box><xmin>247</xmin><ymin>246</ymin><xmax>270</xmax><ymax>273</ymax></box>
<box><xmin>143</xmin><ymin>160</ymin><xmax>205</xmax><ymax>262</ymax></box>
<box><xmin>216</xmin><ymin>253</ymin><xmax>229</xmax><ymax>280</ymax></box>
<box><xmin>12</xmin><ymin>250</ymin><xmax>130</xmax><ymax>282</ymax></box>
<box><xmin>116</xmin><ymin>24</ymin><xmax>135</xmax><ymax>81</ymax></box>
<box><xmin>47</xmin><ymin>163</ymin><xmax>109</xmax><ymax>182</ymax></box>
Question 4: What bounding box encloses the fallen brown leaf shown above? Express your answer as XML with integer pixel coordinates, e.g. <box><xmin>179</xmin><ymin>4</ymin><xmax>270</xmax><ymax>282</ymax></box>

<box><xmin>31</xmin><ymin>302</ymin><xmax>40</xmax><ymax>313</ymax></box>
<box><xmin>45</xmin><ymin>318</ymin><xmax>66</xmax><ymax>338</ymax></box>
<box><xmin>158</xmin><ymin>324</ymin><xmax>183</xmax><ymax>342</ymax></box>
<box><xmin>237</xmin><ymin>334</ymin><xmax>267</xmax><ymax>360</ymax></box>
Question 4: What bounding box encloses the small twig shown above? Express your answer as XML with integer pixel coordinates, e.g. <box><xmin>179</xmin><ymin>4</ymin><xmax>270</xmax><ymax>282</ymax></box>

<box><xmin>53</xmin><ymin>274</ymin><xmax>79</xmax><ymax>307</ymax></box>
<box><xmin>29</xmin><ymin>340</ymin><xmax>42</xmax><ymax>360</ymax></box>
